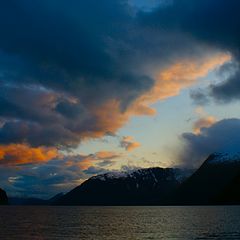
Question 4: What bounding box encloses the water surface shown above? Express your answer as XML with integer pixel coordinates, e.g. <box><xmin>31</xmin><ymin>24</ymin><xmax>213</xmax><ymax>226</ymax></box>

<box><xmin>0</xmin><ymin>206</ymin><xmax>239</xmax><ymax>239</ymax></box>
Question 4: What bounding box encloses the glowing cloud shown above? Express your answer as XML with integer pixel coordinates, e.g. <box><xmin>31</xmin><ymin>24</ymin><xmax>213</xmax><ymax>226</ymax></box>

<box><xmin>93</xmin><ymin>151</ymin><xmax>121</xmax><ymax>160</ymax></box>
<box><xmin>120</xmin><ymin>136</ymin><xmax>141</xmax><ymax>151</ymax></box>
<box><xmin>193</xmin><ymin>116</ymin><xmax>217</xmax><ymax>134</ymax></box>
<box><xmin>130</xmin><ymin>53</ymin><xmax>231</xmax><ymax>116</ymax></box>
<box><xmin>66</xmin><ymin>151</ymin><xmax>121</xmax><ymax>170</ymax></box>
<box><xmin>0</xmin><ymin>144</ymin><xmax>59</xmax><ymax>166</ymax></box>
<box><xmin>78</xmin><ymin>53</ymin><xmax>231</xmax><ymax>142</ymax></box>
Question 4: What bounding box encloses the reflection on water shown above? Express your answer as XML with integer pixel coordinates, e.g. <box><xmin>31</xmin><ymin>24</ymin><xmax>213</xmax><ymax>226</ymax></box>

<box><xmin>0</xmin><ymin>206</ymin><xmax>239</xmax><ymax>240</ymax></box>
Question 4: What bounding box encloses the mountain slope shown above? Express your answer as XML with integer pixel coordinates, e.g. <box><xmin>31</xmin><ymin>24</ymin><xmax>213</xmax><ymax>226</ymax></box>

<box><xmin>8</xmin><ymin>197</ymin><xmax>48</xmax><ymax>205</ymax></box>
<box><xmin>8</xmin><ymin>193</ymin><xmax>65</xmax><ymax>205</ymax></box>
<box><xmin>0</xmin><ymin>188</ymin><xmax>8</xmax><ymax>205</ymax></box>
<box><xmin>173</xmin><ymin>152</ymin><xmax>240</xmax><ymax>205</ymax></box>
<box><xmin>215</xmin><ymin>172</ymin><xmax>240</xmax><ymax>204</ymax></box>
<box><xmin>56</xmin><ymin>167</ymin><xmax>188</xmax><ymax>205</ymax></box>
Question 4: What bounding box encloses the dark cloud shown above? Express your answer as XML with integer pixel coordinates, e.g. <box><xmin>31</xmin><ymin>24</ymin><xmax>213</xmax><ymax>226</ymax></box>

<box><xmin>0</xmin><ymin>120</ymin><xmax>79</xmax><ymax>147</ymax></box>
<box><xmin>120</xmin><ymin>136</ymin><xmax>140</xmax><ymax>151</ymax></box>
<box><xmin>0</xmin><ymin>0</ymin><xmax>155</xmax><ymax>147</ymax></box>
<box><xmin>83</xmin><ymin>166</ymin><xmax>108</xmax><ymax>175</ymax></box>
<box><xmin>0</xmin><ymin>159</ymin><xmax>87</xmax><ymax>198</ymax></box>
<box><xmin>0</xmin><ymin>0</ymin><xmax>149</xmax><ymax>148</ymax></box>
<box><xmin>210</xmin><ymin>66</ymin><xmax>240</xmax><ymax>103</ymax></box>
<box><xmin>190</xmin><ymin>61</ymin><xmax>240</xmax><ymax>104</ymax></box>
<box><xmin>0</xmin><ymin>0</ymin><xmax>215</xmax><ymax>149</ymax></box>
<box><xmin>141</xmin><ymin>0</ymin><xmax>240</xmax><ymax>103</ymax></box>
<box><xmin>179</xmin><ymin>119</ymin><xmax>240</xmax><ymax>168</ymax></box>
<box><xmin>141</xmin><ymin>0</ymin><xmax>240</xmax><ymax>50</ymax></box>
<box><xmin>1</xmin><ymin>0</ymin><xmax>239</xmax><ymax>197</ymax></box>
<box><xmin>190</xmin><ymin>89</ymin><xmax>210</xmax><ymax>106</ymax></box>
<box><xmin>0</xmin><ymin>153</ymin><xmax>114</xmax><ymax>198</ymax></box>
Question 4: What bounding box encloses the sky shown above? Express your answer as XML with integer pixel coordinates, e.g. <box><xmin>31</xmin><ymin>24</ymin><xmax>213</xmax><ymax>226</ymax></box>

<box><xmin>1</xmin><ymin>0</ymin><xmax>240</xmax><ymax>198</ymax></box>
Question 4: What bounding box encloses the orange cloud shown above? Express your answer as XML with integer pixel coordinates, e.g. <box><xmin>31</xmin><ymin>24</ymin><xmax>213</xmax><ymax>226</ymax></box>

<box><xmin>93</xmin><ymin>151</ymin><xmax>120</xmax><ymax>160</ymax></box>
<box><xmin>194</xmin><ymin>106</ymin><xmax>206</xmax><ymax>116</ymax></box>
<box><xmin>193</xmin><ymin>116</ymin><xmax>217</xmax><ymax>134</ymax></box>
<box><xmin>3</xmin><ymin>54</ymin><xmax>228</xmax><ymax>156</ymax></box>
<box><xmin>77</xmin><ymin>158</ymin><xmax>93</xmax><ymax>170</ymax></box>
<box><xmin>0</xmin><ymin>144</ymin><xmax>59</xmax><ymax>166</ymax></box>
<box><xmin>130</xmin><ymin>53</ymin><xmax>231</xmax><ymax>116</ymax></box>
<box><xmin>73</xmin><ymin>53</ymin><xmax>231</xmax><ymax>141</ymax></box>
<box><xmin>66</xmin><ymin>151</ymin><xmax>120</xmax><ymax>170</ymax></box>
<box><xmin>120</xmin><ymin>136</ymin><xmax>141</xmax><ymax>151</ymax></box>
<box><xmin>78</xmin><ymin>99</ymin><xmax>130</xmax><ymax>140</ymax></box>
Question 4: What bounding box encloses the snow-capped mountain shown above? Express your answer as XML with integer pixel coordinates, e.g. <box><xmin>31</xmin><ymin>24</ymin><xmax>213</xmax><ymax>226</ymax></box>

<box><xmin>173</xmin><ymin>151</ymin><xmax>240</xmax><ymax>205</ymax></box>
<box><xmin>54</xmin><ymin>151</ymin><xmax>240</xmax><ymax>206</ymax></box>
<box><xmin>55</xmin><ymin>167</ymin><xmax>192</xmax><ymax>205</ymax></box>
<box><xmin>207</xmin><ymin>151</ymin><xmax>240</xmax><ymax>164</ymax></box>
<box><xmin>91</xmin><ymin>167</ymin><xmax>190</xmax><ymax>183</ymax></box>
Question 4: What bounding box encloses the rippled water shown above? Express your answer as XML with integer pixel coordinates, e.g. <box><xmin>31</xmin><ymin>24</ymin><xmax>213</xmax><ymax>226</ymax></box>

<box><xmin>0</xmin><ymin>206</ymin><xmax>240</xmax><ymax>239</ymax></box>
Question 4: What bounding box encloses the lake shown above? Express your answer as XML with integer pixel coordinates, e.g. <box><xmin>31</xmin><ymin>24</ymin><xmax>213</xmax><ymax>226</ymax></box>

<box><xmin>0</xmin><ymin>206</ymin><xmax>239</xmax><ymax>239</ymax></box>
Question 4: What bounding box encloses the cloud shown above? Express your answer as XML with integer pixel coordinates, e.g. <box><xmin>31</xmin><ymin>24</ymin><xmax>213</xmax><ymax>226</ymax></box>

<box><xmin>0</xmin><ymin>149</ymin><xmax>121</xmax><ymax>198</ymax></box>
<box><xmin>64</xmin><ymin>151</ymin><xmax>120</xmax><ymax>170</ymax></box>
<box><xmin>192</xmin><ymin>107</ymin><xmax>217</xmax><ymax>134</ymax></box>
<box><xmin>92</xmin><ymin>151</ymin><xmax>121</xmax><ymax>160</ymax></box>
<box><xmin>0</xmin><ymin>0</ymin><xmax>153</xmax><ymax>148</ymax></box>
<box><xmin>190</xmin><ymin>89</ymin><xmax>210</xmax><ymax>106</ymax></box>
<box><xmin>142</xmin><ymin>0</ymin><xmax>240</xmax><ymax>103</ymax></box>
<box><xmin>178</xmin><ymin>118</ymin><xmax>240</xmax><ymax>167</ymax></box>
<box><xmin>130</xmin><ymin>53</ymin><xmax>230</xmax><ymax>115</ymax></box>
<box><xmin>0</xmin><ymin>144</ymin><xmax>59</xmax><ymax>166</ymax></box>
<box><xmin>141</xmin><ymin>0</ymin><xmax>240</xmax><ymax>51</ymax></box>
<box><xmin>128</xmin><ymin>0</ymin><xmax>164</xmax><ymax>11</ymax></box>
<box><xmin>120</xmin><ymin>136</ymin><xmax>141</xmax><ymax>151</ymax></box>
<box><xmin>0</xmin><ymin>0</ymin><xmax>230</xmax><ymax>151</ymax></box>
<box><xmin>190</xmin><ymin>61</ymin><xmax>240</xmax><ymax>105</ymax></box>
<box><xmin>83</xmin><ymin>166</ymin><xmax>108</xmax><ymax>175</ymax></box>
<box><xmin>0</xmin><ymin>159</ymin><xmax>87</xmax><ymax>198</ymax></box>
<box><xmin>0</xmin><ymin>0</ymin><xmax>239</xmax><ymax>197</ymax></box>
<box><xmin>210</xmin><ymin>63</ymin><xmax>240</xmax><ymax>103</ymax></box>
<box><xmin>193</xmin><ymin>116</ymin><xmax>217</xmax><ymax>134</ymax></box>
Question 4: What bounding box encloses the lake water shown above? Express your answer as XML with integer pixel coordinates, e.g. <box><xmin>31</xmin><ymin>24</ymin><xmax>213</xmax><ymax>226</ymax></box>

<box><xmin>0</xmin><ymin>206</ymin><xmax>240</xmax><ymax>239</ymax></box>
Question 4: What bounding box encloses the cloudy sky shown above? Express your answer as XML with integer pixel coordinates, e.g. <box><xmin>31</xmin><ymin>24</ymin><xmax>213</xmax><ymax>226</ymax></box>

<box><xmin>1</xmin><ymin>0</ymin><xmax>240</xmax><ymax>198</ymax></box>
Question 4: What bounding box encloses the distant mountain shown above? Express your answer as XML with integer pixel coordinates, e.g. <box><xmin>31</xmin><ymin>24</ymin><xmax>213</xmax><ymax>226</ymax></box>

<box><xmin>5</xmin><ymin>151</ymin><xmax>240</xmax><ymax>206</ymax></box>
<box><xmin>48</xmin><ymin>193</ymin><xmax>64</xmax><ymax>203</ymax></box>
<box><xmin>55</xmin><ymin>167</ymin><xmax>191</xmax><ymax>205</ymax></box>
<box><xmin>173</xmin><ymin>152</ymin><xmax>240</xmax><ymax>205</ymax></box>
<box><xmin>9</xmin><ymin>197</ymin><xmax>48</xmax><ymax>205</ymax></box>
<box><xmin>0</xmin><ymin>188</ymin><xmax>8</xmax><ymax>205</ymax></box>
<box><xmin>9</xmin><ymin>193</ymin><xmax>65</xmax><ymax>205</ymax></box>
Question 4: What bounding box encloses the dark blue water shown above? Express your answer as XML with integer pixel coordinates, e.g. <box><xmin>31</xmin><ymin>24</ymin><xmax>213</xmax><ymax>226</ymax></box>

<box><xmin>0</xmin><ymin>206</ymin><xmax>239</xmax><ymax>239</ymax></box>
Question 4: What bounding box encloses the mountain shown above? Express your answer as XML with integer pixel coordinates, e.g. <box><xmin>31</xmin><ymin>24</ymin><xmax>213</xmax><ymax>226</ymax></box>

<box><xmin>173</xmin><ymin>152</ymin><xmax>240</xmax><ymax>205</ymax></box>
<box><xmin>5</xmin><ymin>151</ymin><xmax>240</xmax><ymax>206</ymax></box>
<box><xmin>0</xmin><ymin>188</ymin><xmax>8</xmax><ymax>205</ymax></box>
<box><xmin>55</xmin><ymin>167</ymin><xmax>190</xmax><ymax>205</ymax></box>
<box><xmin>8</xmin><ymin>197</ymin><xmax>48</xmax><ymax>205</ymax></box>
<box><xmin>48</xmin><ymin>193</ymin><xmax>64</xmax><ymax>203</ymax></box>
<box><xmin>9</xmin><ymin>193</ymin><xmax>64</xmax><ymax>205</ymax></box>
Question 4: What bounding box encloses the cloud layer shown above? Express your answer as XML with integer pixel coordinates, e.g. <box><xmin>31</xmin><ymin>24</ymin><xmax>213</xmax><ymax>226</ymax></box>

<box><xmin>120</xmin><ymin>136</ymin><xmax>141</xmax><ymax>151</ymax></box>
<box><xmin>0</xmin><ymin>0</ymin><xmax>229</xmax><ymax>154</ymax></box>
<box><xmin>144</xmin><ymin>0</ymin><xmax>240</xmax><ymax>104</ymax></box>
<box><xmin>0</xmin><ymin>144</ymin><xmax>59</xmax><ymax>166</ymax></box>
<box><xmin>179</xmin><ymin>119</ymin><xmax>240</xmax><ymax>167</ymax></box>
<box><xmin>0</xmin><ymin>0</ymin><xmax>239</xmax><ymax>197</ymax></box>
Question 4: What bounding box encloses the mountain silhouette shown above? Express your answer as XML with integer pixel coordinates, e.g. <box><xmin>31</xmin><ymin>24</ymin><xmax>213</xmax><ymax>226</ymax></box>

<box><xmin>55</xmin><ymin>167</ymin><xmax>191</xmax><ymax>205</ymax></box>
<box><xmin>0</xmin><ymin>188</ymin><xmax>8</xmax><ymax>205</ymax></box>
<box><xmin>5</xmin><ymin>151</ymin><xmax>240</xmax><ymax>206</ymax></box>
<box><xmin>172</xmin><ymin>152</ymin><xmax>240</xmax><ymax>205</ymax></box>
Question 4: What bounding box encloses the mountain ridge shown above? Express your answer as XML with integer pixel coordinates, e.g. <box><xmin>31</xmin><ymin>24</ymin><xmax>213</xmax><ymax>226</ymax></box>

<box><xmin>55</xmin><ymin>167</ymin><xmax>191</xmax><ymax>205</ymax></box>
<box><xmin>4</xmin><ymin>151</ymin><xmax>240</xmax><ymax>205</ymax></box>
<box><xmin>0</xmin><ymin>188</ymin><xmax>8</xmax><ymax>205</ymax></box>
